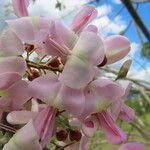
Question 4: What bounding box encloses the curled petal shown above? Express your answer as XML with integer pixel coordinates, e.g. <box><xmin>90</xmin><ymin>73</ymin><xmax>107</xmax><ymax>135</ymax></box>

<box><xmin>34</xmin><ymin>107</ymin><xmax>56</xmax><ymax>147</ymax></box>
<box><xmin>97</xmin><ymin>111</ymin><xmax>126</xmax><ymax>144</ymax></box>
<box><xmin>71</xmin><ymin>5</ymin><xmax>98</xmax><ymax>34</ymax></box>
<box><xmin>3</xmin><ymin>120</ymin><xmax>42</xmax><ymax>150</ymax></box>
<box><xmin>12</xmin><ymin>0</ymin><xmax>29</xmax><ymax>17</ymax></box>
<box><xmin>119</xmin><ymin>104</ymin><xmax>135</xmax><ymax>122</ymax></box>
<box><xmin>0</xmin><ymin>29</ymin><xmax>23</xmax><ymax>56</ymax></box>
<box><xmin>119</xmin><ymin>142</ymin><xmax>144</xmax><ymax>150</ymax></box>
<box><xmin>7</xmin><ymin>110</ymin><xmax>37</xmax><ymax>125</ymax></box>
<box><xmin>0</xmin><ymin>56</ymin><xmax>26</xmax><ymax>75</ymax></box>
<box><xmin>104</xmin><ymin>35</ymin><xmax>131</xmax><ymax>64</ymax></box>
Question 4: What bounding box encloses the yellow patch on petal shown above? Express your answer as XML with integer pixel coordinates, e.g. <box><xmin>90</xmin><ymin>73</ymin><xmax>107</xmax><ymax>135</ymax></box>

<box><xmin>28</xmin><ymin>16</ymin><xmax>40</xmax><ymax>30</ymax></box>
<box><xmin>0</xmin><ymin>90</ymin><xmax>9</xmax><ymax>97</ymax></box>
<box><xmin>95</xmin><ymin>98</ymin><xmax>110</xmax><ymax>113</ymax></box>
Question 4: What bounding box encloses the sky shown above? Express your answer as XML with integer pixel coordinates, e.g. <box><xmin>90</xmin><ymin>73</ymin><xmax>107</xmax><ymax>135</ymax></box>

<box><xmin>0</xmin><ymin>0</ymin><xmax>150</xmax><ymax>82</ymax></box>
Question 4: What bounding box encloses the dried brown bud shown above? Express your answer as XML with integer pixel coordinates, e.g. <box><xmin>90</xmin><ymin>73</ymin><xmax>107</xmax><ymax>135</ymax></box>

<box><xmin>68</xmin><ymin>129</ymin><xmax>82</xmax><ymax>142</ymax></box>
<box><xmin>24</xmin><ymin>43</ymin><xmax>34</xmax><ymax>53</ymax></box>
<box><xmin>56</xmin><ymin>129</ymin><xmax>68</xmax><ymax>141</ymax></box>
<box><xmin>28</xmin><ymin>68</ymin><xmax>40</xmax><ymax>81</ymax></box>
<box><xmin>47</xmin><ymin>57</ymin><xmax>61</xmax><ymax>68</ymax></box>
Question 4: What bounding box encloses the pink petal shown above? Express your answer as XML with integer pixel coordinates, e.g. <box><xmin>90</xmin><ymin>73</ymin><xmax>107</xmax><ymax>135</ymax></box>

<box><xmin>0</xmin><ymin>29</ymin><xmax>23</xmax><ymax>56</ymax></box>
<box><xmin>6</xmin><ymin>17</ymin><xmax>51</xmax><ymax>44</ymax></box>
<box><xmin>119</xmin><ymin>104</ymin><xmax>135</xmax><ymax>122</ymax></box>
<box><xmin>97</xmin><ymin>111</ymin><xmax>126</xmax><ymax>144</ymax></box>
<box><xmin>121</xmin><ymin>81</ymin><xmax>132</xmax><ymax>99</ymax></box>
<box><xmin>0</xmin><ymin>56</ymin><xmax>26</xmax><ymax>75</ymax></box>
<box><xmin>0</xmin><ymin>80</ymin><xmax>30</xmax><ymax>110</ymax></box>
<box><xmin>83</xmin><ymin>25</ymin><xmax>98</xmax><ymax>33</ymax></box>
<box><xmin>34</xmin><ymin>107</ymin><xmax>56</xmax><ymax>147</ymax></box>
<box><xmin>92</xmin><ymin>77</ymin><xmax>125</xmax><ymax>102</ymax></box>
<box><xmin>60</xmin><ymin>85</ymin><xmax>85</xmax><ymax>116</ymax></box>
<box><xmin>59</xmin><ymin>31</ymin><xmax>105</xmax><ymax>89</ymax></box>
<box><xmin>79</xmin><ymin>87</ymin><xmax>96</xmax><ymax>120</ymax></box>
<box><xmin>72</xmin><ymin>32</ymin><xmax>105</xmax><ymax>65</ymax></box>
<box><xmin>29</xmin><ymin>73</ymin><xmax>61</xmax><ymax>107</ymax></box>
<box><xmin>119</xmin><ymin>142</ymin><xmax>144</xmax><ymax>150</ymax></box>
<box><xmin>12</xmin><ymin>0</ymin><xmax>29</xmax><ymax>17</ymax></box>
<box><xmin>104</xmin><ymin>35</ymin><xmax>131</xmax><ymax>64</ymax></box>
<box><xmin>71</xmin><ymin>5</ymin><xmax>98</xmax><ymax>34</ymax></box>
<box><xmin>82</xmin><ymin>119</ymin><xmax>97</xmax><ymax>137</ymax></box>
<box><xmin>3</xmin><ymin>120</ymin><xmax>42</xmax><ymax>150</ymax></box>
<box><xmin>7</xmin><ymin>110</ymin><xmax>37</xmax><ymax>125</ymax></box>
<box><xmin>59</xmin><ymin>56</ymin><xmax>95</xmax><ymax>89</ymax></box>
<box><xmin>107</xmin><ymin>101</ymin><xmax>122</xmax><ymax>122</ymax></box>
<box><xmin>0</xmin><ymin>72</ymin><xmax>21</xmax><ymax>91</ymax></box>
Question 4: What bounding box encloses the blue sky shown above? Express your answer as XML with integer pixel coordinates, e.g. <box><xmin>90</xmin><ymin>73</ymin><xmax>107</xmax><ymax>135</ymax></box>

<box><xmin>91</xmin><ymin>0</ymin><xmax>150</xmax><ymax>71</ymax></box>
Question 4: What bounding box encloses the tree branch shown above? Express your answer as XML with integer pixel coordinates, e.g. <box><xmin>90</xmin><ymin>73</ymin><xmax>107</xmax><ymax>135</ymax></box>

<box><xmin>121</xmin><ymin>0</ymin><xmax>150</xmax><ymax>41</ymax></box>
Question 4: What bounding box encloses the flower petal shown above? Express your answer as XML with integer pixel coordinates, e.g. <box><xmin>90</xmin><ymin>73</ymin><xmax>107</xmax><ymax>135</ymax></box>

<box><xmin>119</xmin><ymin>104</ymin><xmax>135</xmax><ymax>122</ymax></box>
<box><xmin>97</xmin><ymin>111</ymin><xmax>126</xmax><ymax>144</ymax></box>
<box><xmin>0</xmin><ymin>80</ymin><xmax>30</xmax><ymax>111</ymax></box>
<box><xmin>3</xmin><ymin>120</ymin><xmax>42</xmax><ymax>150</ymax></box>
<box><xmin>71</xmin><ymin>5</ymin><xmax>98</xmax><ymax>34</ymax></box>
<box><xmin>59</xmin><ymin>31</ymin><xmax>105</xmax><ymax>89</ymax></box>
<box><xmin>0</xmin><ymin>29</ymin><xmax>23</xmax><ymax>56</ymax></box>
<box><xmin>0</xmin><ymin>72</ymin><xmax>21</xmax><ymax>91</ymax></box>
<box><xmin>34</xmin><ymin>107</ymin><xmax>56</xmax><ymax>147</ymax></box>
<box><xmin>72</xmin><ymin>31</ymin><xmax>104</xmax><ymax>65</ymax></box>
<box><xmin>104</xmin><ymin>35</ymin><xmax>131</xmax><ymax>64</ymax></box>
<box><xmin>12</xmin><ymin>0</ymin><xmax>29</xmax><ymax>17</ymax></box>
<box><xmin>6</xmin><ymin>16</ymin><xmax>51</xmax><ymax>44</ymax></box>
<box><xmin>83</xmin><ymin>25</ymin><xmax>98</xmax><ymax>33</ymax></box>
<box><xmin>119</xmin><ymin>142</ymin><xmax>144</xmax><ymax>150</ymax></box>
<box><xmin>29</xmin><ymin>73</ymin><xmax>61</xmax><ymax>108</ymax></box>
<box><xmin>60</xmin><ymin>85</ymin><xmax>85</xmax><ymax>116</ymax></box>
<box><xmin>0</xmin><ymin>56</ymin><xmax>26</xmax><ymax>75</ymax></box>
<box><xmin>59</xmin><ymin>56</ymin><xmax>94</xmax><ymax>89</ymax></box>
<box><xmin>7</xmin><ymin>110</ymin><xmax>37</xmax><ymax>125</ymax></box>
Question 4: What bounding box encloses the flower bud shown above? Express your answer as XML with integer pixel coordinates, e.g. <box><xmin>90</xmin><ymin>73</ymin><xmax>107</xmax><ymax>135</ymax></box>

<box><xmin>24</xmin><ymin>43</ymin><xmax>34</xmax><ymax>53</ymax></box>
<box><xmin>47</xmin><ymin>57</ymin><xmax>61</xmax><ymax>68</ymax></box>
<box><xmin>56</xmin><ymin>129</ymin><xmax>68</xmax><ymax>141</ymax></box>
<box><xmin>98</xmin><ymin>55</ymin><xmax>107</xmax><ymax>67</ymax></box>
<box><xmin>28</xmin><ymin>68</ymin><xmax>40</xmax><ymax>81</ymax></box>
<box><xmin>68</xmin><ymin>129</ymin><xmax>82</xmax><ymax>142</ymax></box>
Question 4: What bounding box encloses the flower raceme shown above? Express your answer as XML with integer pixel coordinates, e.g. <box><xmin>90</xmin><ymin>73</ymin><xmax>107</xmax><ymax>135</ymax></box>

<box><xmin>0</xmin><ymin>3</ymin><xmax>139</xmax><ymax>150</ymax></box>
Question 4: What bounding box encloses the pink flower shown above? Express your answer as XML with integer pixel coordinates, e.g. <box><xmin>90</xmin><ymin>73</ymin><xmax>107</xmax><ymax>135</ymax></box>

<box><xmin>119</xmin><ymin>142</ymin><xmax>144</xmax><ymax>150</ymax></box>
<box><xmin>12</xmin><ymin>0</ymin><xmax>29</xmax><ymax>17</ymax></box>
<box><xmin>70</xmin><ymin>5</ymin><xmax>98</xmax><ymax>34</ymax></box>
<box><xmin>7</xmin><ymin>101</ymin><xmax>57</xmax><ymax>148</ymax></box>
<box><xmin>3</xmin><ymin>120</ymin><xmax>42</xmax><ymax>150</ymax></box>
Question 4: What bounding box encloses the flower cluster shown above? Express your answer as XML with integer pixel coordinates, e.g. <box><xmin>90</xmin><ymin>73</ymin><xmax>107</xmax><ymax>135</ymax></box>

<box><xmin>0</xmin><ymin>0</ymin><xmax>143</xmax><ymax>150</ymax></box>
